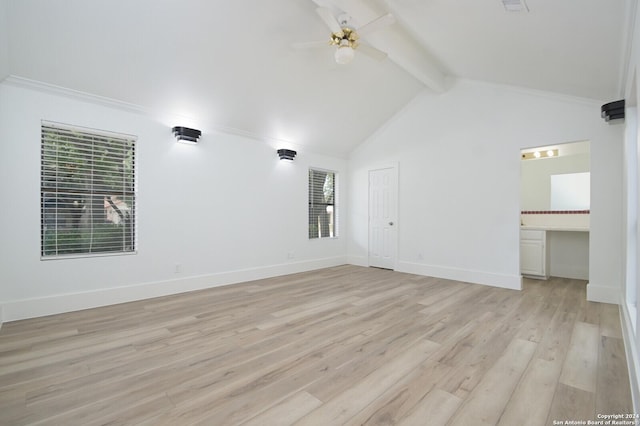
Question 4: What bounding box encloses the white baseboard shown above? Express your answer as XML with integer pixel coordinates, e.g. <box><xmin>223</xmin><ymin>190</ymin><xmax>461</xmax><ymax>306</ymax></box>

<box><xmin>586</xmin><ymin>282</ymin><xmax>620</xmax><ymax>304</ymax></box>
<box><xmin>1</xmin><ymin>257</ymin><xmax>347</xmax><ymax>322</ymax></box>
<box><xmin>620</xmin><ymin>299</ymin><xmax>640</xmax><ymax>413</ymax></box>
<box><xmin>396</xmin><ymin>261</ymin><xmax>522</xmax><ymax>290</ymax></box>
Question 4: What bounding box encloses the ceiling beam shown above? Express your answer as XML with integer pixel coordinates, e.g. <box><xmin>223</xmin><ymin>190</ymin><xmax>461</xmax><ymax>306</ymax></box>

<box><xmin>312</xmin><ymin>0</ymin><xmax>447</xmax><ymax>92</ymax></box>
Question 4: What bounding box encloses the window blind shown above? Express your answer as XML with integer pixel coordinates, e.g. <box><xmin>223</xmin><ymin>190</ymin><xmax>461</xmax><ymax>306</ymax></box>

<box><xmin>308</xmin><ymin>168</ymin><xmax>336</xmax><ymax>239</ymax></box>
<box><xmin>41</xmin><ymin>121</ymin><xmax>136</xmax><ymax>258</ymax></box>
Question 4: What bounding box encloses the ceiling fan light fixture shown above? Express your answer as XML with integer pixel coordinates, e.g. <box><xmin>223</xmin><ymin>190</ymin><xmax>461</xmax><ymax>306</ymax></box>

<box><xmin>335</xmin><ymin>44</ymin><xmax>354</xmax><ymax>64</ymax></box>
<box><xmin>502</xmin><ymin>0</ymin><xmax>529</xmax><ymax>12</ymax></box>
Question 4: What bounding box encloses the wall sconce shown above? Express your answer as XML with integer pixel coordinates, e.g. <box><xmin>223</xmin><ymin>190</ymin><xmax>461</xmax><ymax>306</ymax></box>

<box><xmin>277</xmin><ymin>149</ymin><xmax>297</xmax><ymax>160</ymax></box>
<box><xmin>172</xmin><ymin>126</ymin><xmax>201</xmax><ymax>144</ymax></box>
<box><xmin>601</xmin><ymin>99</ymin><xmax>625</xmax><ymax>122</ymax></box>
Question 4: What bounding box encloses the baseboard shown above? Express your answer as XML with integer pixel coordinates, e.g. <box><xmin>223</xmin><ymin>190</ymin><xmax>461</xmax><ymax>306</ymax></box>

<box><xmin>586</xmin><ymin>282</ymin><xmax>620</xmax><ymax>304</ymax></box>
<box><xmin>1</xmin><ymin>257</ymin><xmax>347</xmax><ymax>322</ymax></box>
<box><xmin>620</xmin><ymin>299</ymin><xmax>640</xmax><ymax>413</ymax></box>
<box><xmin>396</xmin><ymin>261</ymin><xmax>522</xmax><ymax>290</ymax></box>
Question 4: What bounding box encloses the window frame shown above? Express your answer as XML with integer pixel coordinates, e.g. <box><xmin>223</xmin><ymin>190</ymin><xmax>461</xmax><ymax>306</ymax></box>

<box><xmin>308</xmin><ymin>167</ymin><xmax>338</xmax><ymax>240</ymax></box>
<box><xmin>40</xmin><ymin>121</ymin><xmax>137</xmax><ymax>259</ymax></box>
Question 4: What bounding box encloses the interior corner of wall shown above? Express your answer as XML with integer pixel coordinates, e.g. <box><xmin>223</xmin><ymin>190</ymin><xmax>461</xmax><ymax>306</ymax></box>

<box><xmin>347</xmin><ymin>255</ymin><xmax>368</xmax><ymax>267</ymax></box>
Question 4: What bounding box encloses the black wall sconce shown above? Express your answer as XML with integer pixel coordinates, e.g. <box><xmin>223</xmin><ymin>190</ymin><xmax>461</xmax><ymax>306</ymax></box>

<box><xmin>277</xmin><ymin>148</ymin><xmax>297</xmax><ymax>160</ymax></box>
<box><xmin>172</xmin><ymin>126</ymin><xmax>201</xmax><ymax>143</ymax></box>
<box><xmin>601</xmin><ymin>100</ymin><xmax>625</xmax><ymax>122</ymax></box>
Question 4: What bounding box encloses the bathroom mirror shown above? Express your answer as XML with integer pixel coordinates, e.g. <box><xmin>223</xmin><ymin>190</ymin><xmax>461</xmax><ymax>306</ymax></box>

<box><xmin>550</xmin><ymin>172</ymin><xmax>590</xmax><ymax>210</ymax></box>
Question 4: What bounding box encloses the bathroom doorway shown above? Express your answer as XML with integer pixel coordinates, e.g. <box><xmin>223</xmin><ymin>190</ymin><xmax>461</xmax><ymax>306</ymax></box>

<box><xmin>519</xmin><ymin>141</ymin><xmax>591</xmax><ymax>280</ymax></box>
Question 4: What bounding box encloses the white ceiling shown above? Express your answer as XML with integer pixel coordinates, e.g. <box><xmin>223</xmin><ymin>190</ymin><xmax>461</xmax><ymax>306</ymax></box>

<box><xmin>1</xmin><ymin>0</ymin><xmax>632</xmax><ymax>157</ymax></box>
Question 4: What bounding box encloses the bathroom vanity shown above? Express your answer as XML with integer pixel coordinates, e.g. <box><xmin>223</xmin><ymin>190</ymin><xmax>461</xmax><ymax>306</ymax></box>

<box><xmin>520</xmin><ymin>212</ymin><xmax>590</xmax><ymax>280</ymax></box>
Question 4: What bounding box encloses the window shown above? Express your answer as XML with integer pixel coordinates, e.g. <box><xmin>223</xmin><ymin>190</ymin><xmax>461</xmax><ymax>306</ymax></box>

<box><xmin>41</xmin><ymin>121</ymin><xmax>136</xmax><ymax>258</ymax></box>
<box><xmin>309</xmin><ymin>169</ymin><xmax>336</xmax><ymax>239</ymax></box>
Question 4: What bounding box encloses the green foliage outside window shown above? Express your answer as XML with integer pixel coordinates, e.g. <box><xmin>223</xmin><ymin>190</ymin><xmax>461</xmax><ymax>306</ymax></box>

<box><xmin>41</xmin><ymin>122</ymin><xmax>136</xmax><ymax>257</ymax></box>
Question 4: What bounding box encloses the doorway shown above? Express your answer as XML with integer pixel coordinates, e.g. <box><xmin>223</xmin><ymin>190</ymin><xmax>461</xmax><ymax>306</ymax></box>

<box><xmin>368</xmin><ymin>166</ymin><xmax>398</xmax><ymax>270</ymax></box>
<box><xmin>520</xmin><ymin>141</ymin><xmax>591</xmax><ymax>280</ymax></box>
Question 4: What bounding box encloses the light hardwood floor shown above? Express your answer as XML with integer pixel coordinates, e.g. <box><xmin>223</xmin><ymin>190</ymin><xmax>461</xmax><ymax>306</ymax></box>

<box><xmin>0</xmin><ymin>265</ymin><xmax>633</xmax><ymax>425</ymax></box>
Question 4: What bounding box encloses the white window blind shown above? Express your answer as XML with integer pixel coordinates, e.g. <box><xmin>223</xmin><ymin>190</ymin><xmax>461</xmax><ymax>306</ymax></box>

<box><xmin>309</xmin><ymin>169</ymin><xmax>336</xmax><ymax>239</ymax></box>
<box><xmin>41</xmin><ymin>121</ymin><xmax>136</xmax><ymax>258</ymax></box>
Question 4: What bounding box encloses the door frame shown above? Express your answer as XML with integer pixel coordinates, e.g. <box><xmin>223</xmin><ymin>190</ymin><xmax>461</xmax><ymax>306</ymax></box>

<box><xmin>367</xmin><ymin>163</ymin><xmax>399</xmax><ymax>270</ymax></box>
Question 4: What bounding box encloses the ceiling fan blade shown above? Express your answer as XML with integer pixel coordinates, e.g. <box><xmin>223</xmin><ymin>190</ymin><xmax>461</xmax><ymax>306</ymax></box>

<box><xmin>358</xmin><ymin>43</ymin><xmax>388</xmax><ymax>61</ymax></box>
<box><xmin>356</xmin><ymin>13</ymin><xmax>395</xmax><ymax>37</ymax></box>
<box><xmin>292</xmin><ymin>40</ymin><xmax>330</xmax><ymax>50</ymax></box>
<box><xmin>316</xmin><ymin>7</ymin><xmax>344</xmax><ymax>37</ymax></box>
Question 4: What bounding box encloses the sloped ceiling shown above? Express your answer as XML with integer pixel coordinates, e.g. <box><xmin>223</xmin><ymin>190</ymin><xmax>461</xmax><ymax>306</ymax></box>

<box><xmin>3</xmin><ymin>0</ymin><xmax>631</xmax><ymax>157</ymax></box>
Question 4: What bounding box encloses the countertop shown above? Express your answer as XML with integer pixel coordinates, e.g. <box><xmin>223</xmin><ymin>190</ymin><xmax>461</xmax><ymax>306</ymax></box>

<box><xmin>521</xmin><ymin>225</ymin><xmax>589</xmax><ymax>232</ymax></box>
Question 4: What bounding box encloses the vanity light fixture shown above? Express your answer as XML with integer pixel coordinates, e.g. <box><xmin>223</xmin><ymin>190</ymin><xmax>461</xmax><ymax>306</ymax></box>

<box><xmin>172</xmin><ymin>126</ymin><xmax>201</xmax><ymax>144</ymax></box>
<box><xmin>277</xmin><ymin>148</ymin><xmax>297</xmax><ymax>160</ymax></box>
<box><xmin>521</xmin><ymin>149</ymin><xmax>559</xmax><ymax>160</ymax></box>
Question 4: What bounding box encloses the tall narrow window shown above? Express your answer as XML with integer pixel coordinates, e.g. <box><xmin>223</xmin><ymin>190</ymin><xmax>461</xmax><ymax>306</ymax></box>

<box><xmin>309</xmin><ymin>169</ymin><xmax>336</xmax><ymax>239</ymax></box>
<box><xmin>41</xmin><ymin>121</ymin><xmax>136</xmax><ymax>258</ymax></box>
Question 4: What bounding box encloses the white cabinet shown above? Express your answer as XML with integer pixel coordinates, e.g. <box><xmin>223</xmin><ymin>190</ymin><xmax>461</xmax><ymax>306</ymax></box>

<box><xmin>520</xmin><ymin>229</ymin><xmax>549</xmax><ymax>279</ymax></box>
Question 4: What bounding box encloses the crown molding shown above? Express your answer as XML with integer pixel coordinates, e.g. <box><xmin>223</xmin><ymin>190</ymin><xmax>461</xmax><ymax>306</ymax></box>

<box><xmin>3</xmin><ymin>75</ymin><xmax>149</xmax><ymax>114</ymax></box>
<box><xmin>1</xmin><ymin>75</ymin><xmax>348</xmax><ymax>159</ymax></box>
<box><xmin>449</xmin><ymin>77</ymin><xmax>605</xmax><ymax>107</ymax></box>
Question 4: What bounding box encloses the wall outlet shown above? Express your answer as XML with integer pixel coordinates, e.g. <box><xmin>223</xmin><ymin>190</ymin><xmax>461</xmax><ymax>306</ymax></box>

<box><xmin>287</xmin><ymin>251</ymin><xmax>295</xmax><ymax>259</ymax></box>
<box><xmin>174</xmin><ymin>263</ymin><xmax>182</xmax><ymax>273</ymax></box>
<box><xmin>417</xmin><ymin>253</ymin><xmax>424</xmax><ymax>261</ymax></box>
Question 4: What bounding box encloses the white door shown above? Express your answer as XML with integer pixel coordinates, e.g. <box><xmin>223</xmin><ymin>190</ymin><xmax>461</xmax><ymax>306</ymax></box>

<box><xmin>369</xmin><ymin>167</ymin><xmax>397</xmax><ymax>269</ymax></box>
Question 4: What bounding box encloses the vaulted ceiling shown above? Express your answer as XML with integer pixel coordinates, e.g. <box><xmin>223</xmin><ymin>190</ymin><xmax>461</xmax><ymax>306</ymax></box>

<box><xmin>0</xmin><ymin>0</ymin><xmax>632</xmax><ymax>157</ymax></box>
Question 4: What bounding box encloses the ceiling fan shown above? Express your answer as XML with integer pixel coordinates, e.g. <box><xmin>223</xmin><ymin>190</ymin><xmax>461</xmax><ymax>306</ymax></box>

<box><xmin>294</xmin><ymin>7</ymin><xmax>395</xmax><ymax>64</ymax></box>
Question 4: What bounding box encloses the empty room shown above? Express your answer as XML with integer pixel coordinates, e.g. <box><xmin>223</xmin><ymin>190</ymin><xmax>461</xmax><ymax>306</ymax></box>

<box><xmin>1</xmin><ymin>0</ymin><xmax>640</xmax><ymax>424</ymax></box>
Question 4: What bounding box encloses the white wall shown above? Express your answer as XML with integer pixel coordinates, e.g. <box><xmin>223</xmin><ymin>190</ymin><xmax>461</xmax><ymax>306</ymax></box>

<box><xmin>619</xmin><ymin>0</ymin><xmax>640</xmax><ymax>412</ymax></box>
<box><xmin>0</xmin><ymin>0</ymin><xmax>8</xmax><ymax>81</ymax></box>
<box><xmin>0</xmin><ymin>80</ymin><xmax>348</xmax><ymax>322</ymax></box>
<box><xmin>348</xmin><ymin>79</ymin><xmax>623</xmax><ymax>294</ymax></box>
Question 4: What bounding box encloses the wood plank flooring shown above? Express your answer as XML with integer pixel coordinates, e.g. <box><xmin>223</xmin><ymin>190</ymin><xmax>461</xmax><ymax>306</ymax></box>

<box><xmin>0</xmin><ymin>265</ymin><xmax>633</xmax><ymax>425</ymax></box>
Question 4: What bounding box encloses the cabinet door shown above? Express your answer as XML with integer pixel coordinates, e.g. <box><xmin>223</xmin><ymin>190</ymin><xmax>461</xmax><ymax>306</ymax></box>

<box><xmin>520</xmin><ymin>239</ymin><xmax>545</xmax><ymax>276</ymax></box>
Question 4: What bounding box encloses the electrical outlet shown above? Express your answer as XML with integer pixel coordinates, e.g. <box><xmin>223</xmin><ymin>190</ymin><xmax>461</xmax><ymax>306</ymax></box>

<box><xmin>287</xmin><ymin>251</ymin><xmax>295</xmax><ymax>259</ymax></box>
<box><xmin>174</xmin><ymin>263</ymin><xmax>182</xmax><ymax>273</ymax></box>
<box><xmin>417</xmin><ymin>253</ymin><xmax>423</xmax><ymax>261</ymax></box>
